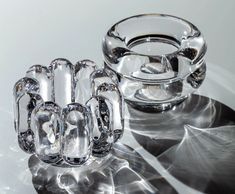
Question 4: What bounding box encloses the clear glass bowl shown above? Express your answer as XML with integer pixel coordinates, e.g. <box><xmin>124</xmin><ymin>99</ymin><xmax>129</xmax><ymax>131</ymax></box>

<box><xmin>103</xmin><ymin>14</ymin><xmax>207</xmax><ymax>111</ymax></box>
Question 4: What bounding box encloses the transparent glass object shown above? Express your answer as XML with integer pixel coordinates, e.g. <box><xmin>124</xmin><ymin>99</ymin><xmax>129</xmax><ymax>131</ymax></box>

<box><xmin>96</xmin><ymin>83</ymin><xmax>124</xmax><ymax>141</ymax></box>
<box><xmin>86</xmin><ymin>96</ymin><xmax>114</xmax><ymax>157</ymax></box>
<box><xmin>31</xmin><ymin>102</ymin><xmax>62</xmax><ymax>164</ymax></box>
<box><xmin>74</xmin><ymin>60</ymin><xmax>96</xmax><ymax>105</ymax></box>
<box><xmin>103</xmin><ymin>14</ymin><xmax>207</xmax><ymax>111</ymax></box>
<box><xmin>62</xmin><ymin>103</ymin><xmax>91</xmax><ymax>165</ymax></box>
<box><xmin>91</xmin><ymin>69</ymin><xmax>124</xmax><ymax>141</ymax></box>
<box><xmin>13</xmin><ymin>58</ymin><xmax>123</xmax><ymax>166</ymax></box>
<box><xmin>13</xmin><ymin>77</ymin><xmax>43</xmax><ymax>153</ymax></box>
<box><xmin>90</xmin><ymin>69</ymin><xmax>116</xmax><ymax>95</ymax></box>
<box><xmin>49</xmin><ymin>59</ymin><xmax>75</xmax><ymax>107</ymax></box>
<box><xmin>26</xmin><ymin>65</ymin><xmax>53</xmax><ymax>102</ymax></box>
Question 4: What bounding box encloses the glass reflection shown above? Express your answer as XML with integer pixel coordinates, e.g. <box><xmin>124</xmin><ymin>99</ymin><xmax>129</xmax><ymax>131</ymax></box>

<box><xmin>3</xmin><ymin>94</ymin><xmax>235</xmax><ymax>194</ymax></box>
<box><xmin>28</xmin><ymin>143</ymin><xmax>177</xmax><ymax>194</ymax></box>
<box><xmin>127</xmin><ymin>94</ymin><xmax>235</xmax><ymax>194</ymax></box>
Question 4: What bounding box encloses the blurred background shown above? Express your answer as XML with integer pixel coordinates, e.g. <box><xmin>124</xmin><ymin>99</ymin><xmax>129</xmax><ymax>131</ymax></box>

<box><xmin>0</xmin><ymin>0</ymin><xmax>234</xmax><ymax>110</ymax></box>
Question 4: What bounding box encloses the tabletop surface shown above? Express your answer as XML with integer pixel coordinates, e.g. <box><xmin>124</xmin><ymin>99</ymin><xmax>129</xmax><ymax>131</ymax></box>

<box><xmin>0</xmin><ymin>1</ymin><xmax>235</xmax><ymax>194</ymax></box>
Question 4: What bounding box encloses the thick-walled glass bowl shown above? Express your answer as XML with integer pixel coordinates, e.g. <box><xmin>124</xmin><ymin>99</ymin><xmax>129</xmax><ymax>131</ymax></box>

<box><xmin>103</xmin><ymin>14</ymin><xmax>207</xmax><ymax>111</ymax></box>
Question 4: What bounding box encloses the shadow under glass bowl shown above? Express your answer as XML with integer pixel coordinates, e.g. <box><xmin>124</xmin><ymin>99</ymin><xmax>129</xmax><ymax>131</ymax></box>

<box><xmin>103</xmin><ymin>14</ymin><xmax>207</xmax><ymax>112</ymax></box>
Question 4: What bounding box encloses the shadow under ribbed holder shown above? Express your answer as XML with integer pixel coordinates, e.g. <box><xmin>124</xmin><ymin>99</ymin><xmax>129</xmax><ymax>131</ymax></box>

<box><xmin>13</xmin><ymin>58</ymin><xmax>123</xmax><ymax>166</ymax></box>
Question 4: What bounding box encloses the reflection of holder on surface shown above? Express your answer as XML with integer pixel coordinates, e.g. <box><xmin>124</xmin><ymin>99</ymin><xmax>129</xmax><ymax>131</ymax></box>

<box><xmin>28</xmin><ymin>143</ymin><xmax>177</xmax><ymax>194</ymax></box>
<box><xmin>103</xmin><ymin>14</ymin><xmax>207</xmax><ymax>111</ymax></box>
<box><xmin>126</xmin><ymin>94</ymin><xmax>235</xmax><ymax>194</ymax></box>
<box><xmin>13</xmin><ymin>58</ymin><xmax>123</xmax><ymax>166</ymax></box>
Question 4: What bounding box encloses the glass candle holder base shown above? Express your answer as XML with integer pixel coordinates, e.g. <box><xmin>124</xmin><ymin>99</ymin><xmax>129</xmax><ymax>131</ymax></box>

<box><xmin>125</xmin><ymin>96</ymin><xmax>187</xmax><ymax>112</ymax></box>
<box><xmin>103</xmin><ymin>14</ymin><xmax>207</xmax><ymax>112</ymax></box>
<box><xmin>13</xmin><ymin>58</ymin><xmax>124</xmax><ymax>166</ymax></box>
